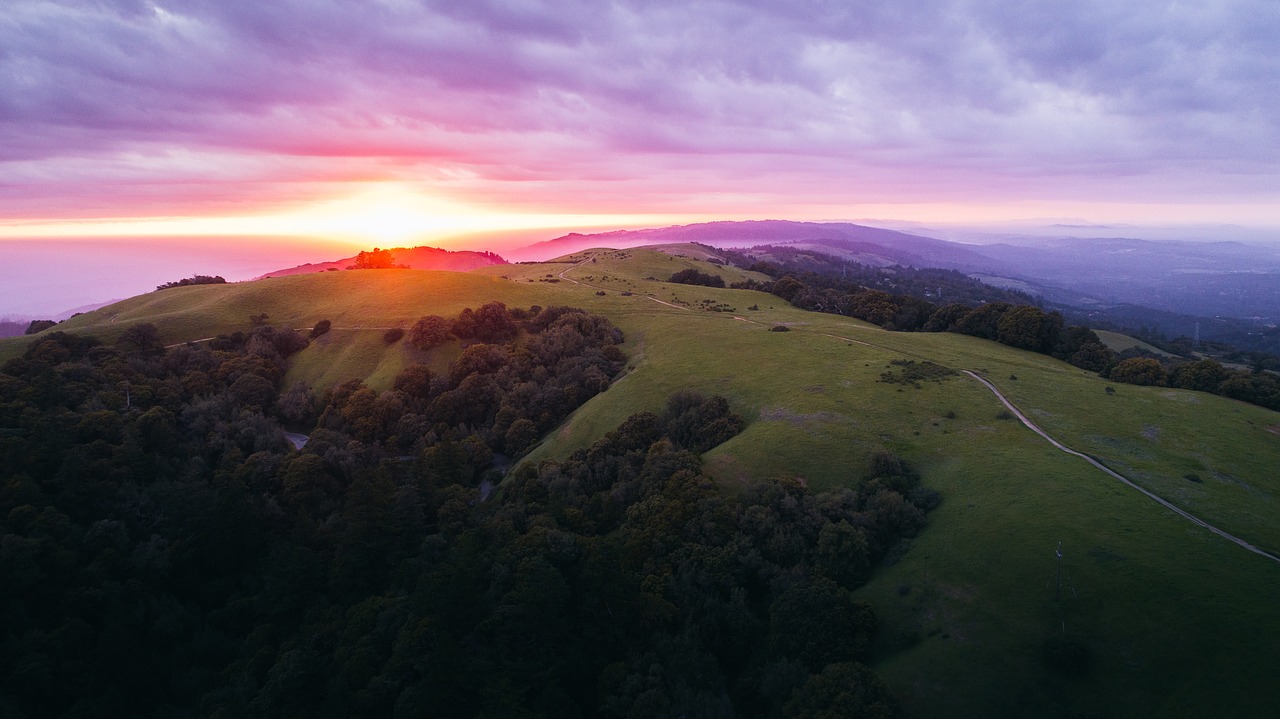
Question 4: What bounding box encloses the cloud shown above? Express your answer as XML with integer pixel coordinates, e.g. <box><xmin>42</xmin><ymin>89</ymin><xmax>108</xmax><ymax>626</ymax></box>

<box><xmin>2</xmin><ymin>0</ymin><xmax>1278</xmax><ymax>219</ymax></box>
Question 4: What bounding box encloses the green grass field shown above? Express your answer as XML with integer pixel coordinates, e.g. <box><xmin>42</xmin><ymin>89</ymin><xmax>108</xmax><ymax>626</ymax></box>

<box><xmin>1095</xmin><ymin>329</ymin><xmax>1178</xmax><ymax>358</ymax></box>
<box><xmin>7</xmin><ymin>246</ymin><xmax>1280</xmax><ymax>717</ymax></box>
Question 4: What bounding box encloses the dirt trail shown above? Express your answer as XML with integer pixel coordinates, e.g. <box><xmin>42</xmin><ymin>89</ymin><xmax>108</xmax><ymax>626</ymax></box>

<box><xmin>962</xmin><ymin>370</ymin><xmax>1280</xmax><ymax>565</ymax></box>
<box><xmin>557</xmin><ymin>257</ymin><xmax>691</xmax><ymax>311</ymax></box>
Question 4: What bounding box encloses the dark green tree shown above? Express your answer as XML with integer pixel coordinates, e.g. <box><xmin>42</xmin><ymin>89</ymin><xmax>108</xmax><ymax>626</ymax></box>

<box><xmin>1109</xmin><ymin>357</ymin><xmax>1169</xmax><ymax>386</ymax></box>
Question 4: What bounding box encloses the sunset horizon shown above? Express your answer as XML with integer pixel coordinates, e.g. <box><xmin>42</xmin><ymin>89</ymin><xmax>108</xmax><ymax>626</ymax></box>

<box><xmin>5</xmin><ymin>1</ymin><xmax>1279</xmax><ymax>254</ymax></box>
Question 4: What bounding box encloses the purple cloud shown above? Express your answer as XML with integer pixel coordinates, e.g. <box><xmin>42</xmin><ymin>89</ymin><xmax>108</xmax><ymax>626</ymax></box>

<box><xmin>1</xmin><ymin>0</ymin><xmax>1278</xmax><ymax>219</ymax></box>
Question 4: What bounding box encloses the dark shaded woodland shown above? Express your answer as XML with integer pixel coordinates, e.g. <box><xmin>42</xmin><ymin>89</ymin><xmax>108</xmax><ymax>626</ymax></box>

<box><xmin>0</xmin><ymin>303</ymin><xmax>931</xmax><ymax>717</ymax></box>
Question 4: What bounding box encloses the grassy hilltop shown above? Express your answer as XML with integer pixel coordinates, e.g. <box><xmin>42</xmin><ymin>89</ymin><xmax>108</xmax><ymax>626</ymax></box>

<box><xmin>7</xmin><ymin>245</ymin><xmax>1280</xmax><ymax>717</ymax></box>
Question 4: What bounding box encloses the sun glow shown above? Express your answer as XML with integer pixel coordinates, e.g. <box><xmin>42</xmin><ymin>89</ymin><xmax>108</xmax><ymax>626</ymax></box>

<box><xmin>0</xmin><ymin>183</ymin><xmax>698</xmax><ymax>245</ymax></box>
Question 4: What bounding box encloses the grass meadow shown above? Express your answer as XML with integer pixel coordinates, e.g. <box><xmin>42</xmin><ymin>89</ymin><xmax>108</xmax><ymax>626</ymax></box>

<box><xmin>7</xmin><ymin>247</ymin><xmax>1280</xmax><ymax>716</ymax></box>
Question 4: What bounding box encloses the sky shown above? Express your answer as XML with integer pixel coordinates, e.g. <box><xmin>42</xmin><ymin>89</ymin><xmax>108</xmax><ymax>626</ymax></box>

<box><xmin>3</xmin><ymin>0</ymin><xmax>1280</xmax><ymax>313</ymax></box>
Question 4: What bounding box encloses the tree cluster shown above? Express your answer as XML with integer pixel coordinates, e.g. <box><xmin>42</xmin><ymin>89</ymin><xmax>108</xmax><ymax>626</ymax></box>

<box><xmin>347</xmin><ymin>248</ymin><xmax>402</xmax><ymax>270</ymax></box>
<box><xmin>407</xmin><ymin>301</ymin><xmax>526</xmax><ymax>351</ymax></box>
<box><xmin>1104</xmin><ymin>354</ymin><xmax>1280</xmax><ymax>410</ymax></box>
<box><xmin>0</xmin><ymin>301</ymin><xmax>928</xmax><ymax>717</ymax></box>
<box><xmin>156</xmin><ymin>275</ymin><xmax>227</xmax><ymax>291</ymax></box>
<box><xmin>725</xmin><ymin>247</ymin><xmax>1037</xmax><ymax>308</ymax></box>
<box><xmin>23</xmin><ymin>320</ymin><xmax>58</xmax><ymax>335</ymax></box>
<box><xmin>754</xmin><ymin>270</ymin><xmax>1113</xmax><ymax>372</ymax></box>
<box><xmin>669</xmin><ymin>269</ymin><xmax>726</xmax><ymax>288</ymax></box>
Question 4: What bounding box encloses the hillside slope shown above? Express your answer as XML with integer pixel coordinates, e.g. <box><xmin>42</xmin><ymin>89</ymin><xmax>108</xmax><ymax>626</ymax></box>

<box><xmin>6</xmin><ymin>247</ymin><xmax>1280</xmax><ymax>717</ymax></box>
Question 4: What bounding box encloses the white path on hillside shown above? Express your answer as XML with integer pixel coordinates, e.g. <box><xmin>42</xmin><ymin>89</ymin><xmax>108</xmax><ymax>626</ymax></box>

<box><xmin>962</xmin><ymin>370</ymin><xmax>1280</xmax><ymax>565</ymax></box>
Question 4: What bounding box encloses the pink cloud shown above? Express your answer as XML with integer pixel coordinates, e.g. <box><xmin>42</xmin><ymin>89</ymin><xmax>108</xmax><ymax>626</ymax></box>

<box><xmin>1</xmin><ymin>0</ymin><xmax>1278</xmax><ymax>222</ymax></box>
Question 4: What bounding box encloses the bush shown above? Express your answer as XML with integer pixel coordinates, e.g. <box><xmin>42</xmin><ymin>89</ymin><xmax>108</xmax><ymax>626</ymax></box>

<box><xmin>309</xmin><ymin>320</ymin><xmax>332</xmax><ymax>339</ymax></box>
<box><xmin>383</xmin><ymin>327</ymin><xmax>405</xmax><ymax>344</ymax></box>
<box><xmin>769</xmin><ymin>325</ymin><xmax>790</xmax><ymax>332</ymax></box>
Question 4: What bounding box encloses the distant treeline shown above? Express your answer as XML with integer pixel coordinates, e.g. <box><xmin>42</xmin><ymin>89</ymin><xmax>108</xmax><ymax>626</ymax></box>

<box><xmin>0</xmin><ymin>299</ymin><xmax>928</xmax><ymax>717</ymax></box>
<box><xmin>726</xmin><ymin>256</ymin><xmax>1115</xmax><ymax>373</ymax></box>
<box><xmin>732</xmin><ymin>246</ymin><xmax>1039</xmax><ymax>307</ymax></box>
<box><xmin>0</xmin><ymin>320</ymin><xmax>27</xmax><ymax>338</ymax></box>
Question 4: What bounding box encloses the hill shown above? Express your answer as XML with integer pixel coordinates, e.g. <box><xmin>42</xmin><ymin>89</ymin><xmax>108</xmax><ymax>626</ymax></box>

<box><xmin>255</xmin><ymin>244</ymin><xmax>506</xmax><ymax>278</ymax></box>
<box><xmin>515</xmin><ymin>221</ymin><xmax>1280</xmax><ymax>348</ymax></box>
<box><xmin>516</xmin><ymin>220</ymin><xmax>1002</xmax><ymax>270</ymax></box>
<box><xmin>5</xmin><ymin>246</ymin><xmax>1280</xmax><ymax>717</ymax></box>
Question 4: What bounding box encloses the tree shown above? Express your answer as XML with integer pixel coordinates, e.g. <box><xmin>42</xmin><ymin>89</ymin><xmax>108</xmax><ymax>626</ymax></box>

<box><xmin>471</xmin><ymin>301</ymin><xmax>518</xmax><ymax>343</ymax></box>
<box><xmin>1108</xmin><ymin>357</ymin><xmax>1168</xmax><ymax>386</ymax></box>
<box><xmin>923</xmin><ymin>303</ymin><xmax>971</xmax><ymax>332</ymax></box>
<box><xmin>504</xmin><ymin>418</ymin><xmax>539</xmax><ymax>456</ymax></box>
<box><xmin>769</xmin><ymin>577</ymin><xmax>876</xmax><ymax>670</ymax></box>
<box><xmin>953</xmin><ymin>302</ymin><xmax>1012</xmax><ymax>341</ymax></box>
<box><xmin>393</xmin><ymin>364</ymin><xmax>435</xmax><ymax>400</ymax></box>
<box><xmin>817</xmin><ymin>521</ymin><xmax>871</xmax><ymax>586</ymax></box>
<box><xmin>277</xmin><ymin>381</ymin><xmax>318</xmax><ymax>425</ymax></box>
<box><xmin>783</xmin><ymin>662</ymin><xmax>899</xmax><ymax>719</ymax></box>
<box><xmin>348</xmin><ymin>247</ymin><xmax>397</xmax><ymax>269</ymax></box>
<box><xmin>770</xmin><ymin>276</ymin><xmax>807</xmax><ymax>303</ymax></box>
<box><xmin>996</xmin><ymin>306</ymin><xmax>1062</xmax><ymax>353</ymax></box>
<box><xmin>116</xmin><ymin>323</ymin><xmax>164</xmax><ymax>355</ymax></box>
<box><xmin>408</xmin><ymin>315</ymin><xmax>452</xmax><ymax>350</ymax></box>
<box><xmin>24</xmin><ymin>320</ymin><xmax>57</xmax><ymax>335</ymax></box>
<box><xmin>1069</xmin><ymin>342</ymin><xmax>1114</xmax><ymax>373</ymax></box>
<box><xmin>843</xmin><ymin>290</ymin><xmax>898</xmax><ymax>327</ymax></box>
<box><xmin>1171</xmin><ymin>359</ymin><xmax>1229</xmax><ymax>393</ymax></box>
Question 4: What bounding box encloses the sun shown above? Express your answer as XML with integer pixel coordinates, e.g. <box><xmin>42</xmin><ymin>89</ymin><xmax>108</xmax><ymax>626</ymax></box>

<box><xmin>291</xmin><ymin>183</ymin><xmax>489</xmax><ymax>245</ymax></box>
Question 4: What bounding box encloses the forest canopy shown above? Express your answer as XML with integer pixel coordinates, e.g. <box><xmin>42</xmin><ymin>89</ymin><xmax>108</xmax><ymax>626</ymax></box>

<box><xmin>0</xmin><ymin>300</ymin><xmax>928</xmax><ymax>717</ymax></box>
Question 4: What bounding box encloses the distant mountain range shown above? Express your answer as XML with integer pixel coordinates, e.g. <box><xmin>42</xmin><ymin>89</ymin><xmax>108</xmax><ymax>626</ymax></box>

<box><xmin>256</xmin><ymin>245</ymin><xmax>506</xmax><ymax>279</ymax></box>
<box><xmin>519</xmin><ymin>220</ymin><xmax>1280</xmax><ymax>326</ymax></box>
<box><xmin>517</xmin><ymin>220</ymin><xmax>1002</xmax><ymax>270</ymax></box>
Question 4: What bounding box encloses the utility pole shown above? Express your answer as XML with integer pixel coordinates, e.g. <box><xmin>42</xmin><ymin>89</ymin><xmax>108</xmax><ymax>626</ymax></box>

<box><xmin>1055</xmin><ymin>541</ymin><xmax>1063</xmax><ymax>602</ymax></box>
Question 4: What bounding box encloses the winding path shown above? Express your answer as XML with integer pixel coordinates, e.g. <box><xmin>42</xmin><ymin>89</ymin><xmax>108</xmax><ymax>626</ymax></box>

<box><xmin>557</xmin><ymin>257</ymin><xmax>692</xmax><ymax>311</ymax></box>
<box><xmin>962</xmin><ymin>370</ymin><xmax>1280</xmax><ymax>565</ymax></box>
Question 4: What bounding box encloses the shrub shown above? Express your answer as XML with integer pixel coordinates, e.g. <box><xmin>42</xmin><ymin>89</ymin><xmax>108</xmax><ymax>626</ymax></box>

<box><xmin>383</xmin><ymin>327</ymin><xmax>405</xmax><ymax>344</ymax></box>
<box><xmin>309</xmin><ymin>320</ymin><xmax>332</xmax><ymax>339</ymax></box>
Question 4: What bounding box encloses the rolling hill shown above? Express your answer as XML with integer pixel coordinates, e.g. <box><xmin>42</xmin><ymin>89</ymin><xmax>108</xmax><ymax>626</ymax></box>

<box><xmin>516</xmin><ymin>221</ymin><xmax>1280</xmax><ymax>350</ymax></box>
<box><xmin>5</xmin><ymin>246</ymin><xmax>1280</xmax><ymax>717</ymax></box>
